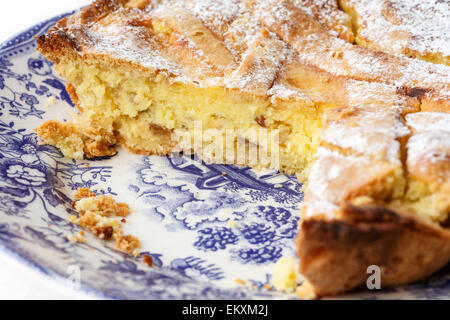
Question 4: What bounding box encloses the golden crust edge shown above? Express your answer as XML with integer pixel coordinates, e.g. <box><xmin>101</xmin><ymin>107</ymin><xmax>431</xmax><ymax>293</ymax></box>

<box><xmin>296</xmin><ymin>203</ymin><xmax>450</xmax><ymax>297</ymax></box>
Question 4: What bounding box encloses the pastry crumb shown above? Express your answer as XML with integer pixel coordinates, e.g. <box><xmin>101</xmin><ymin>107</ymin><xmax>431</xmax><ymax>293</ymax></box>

<box><xmin>73</xmin><ymin>187</ymin><xmax>96</xmax><ymax>201</ymax></box>
<box><xmin>142</xmin><ymin>254</ymin><xmax>153</xmax><ymax>267</ymax></box>
<box><xmin>263</xmin><ymin>284</ymin><xmax>273</xmax><ymax>291</ymax></box>
<box><xmin>271</xmin><ymin>256</ymin><xmax>298</xmax><ymax>293</ymax></box>
<box><xmin>227</xmin><ymin>219</ymin><xmax>239</xmax><ymax>228</ymax></box>
<box><xmin>296</xmin><ymin>280</ymin><xmax>317</xmax><ymax>300</ymax></box>
<box><xmin>67</xmin><ymin>231</ymin><xmax>87</xmax><ymax>244</ymax></box>
<box><xmin>68</xmin><ymin>188</ymin><xmax>140</xmax><ymax>257</ymax></box>
<box><xmin>115</xmin><ymin>235</ymin><xmax>141</xmax><ymax>257</ymax></box>
<box><xmin>44</xmin><ymin>96</ymin><xmax>57</xmax><ymax>108</ymax></box>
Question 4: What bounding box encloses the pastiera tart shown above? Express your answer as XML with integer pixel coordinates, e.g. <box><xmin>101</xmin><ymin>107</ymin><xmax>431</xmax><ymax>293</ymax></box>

<box><xmin>35</xmin><ymin>0</ymin><xmax>450</xmax><ymax>297</ymax></box>
<box><xmin>339</xmin><ymin>0</ymin><xmax>450</xmax><ymax>66</ymax></box>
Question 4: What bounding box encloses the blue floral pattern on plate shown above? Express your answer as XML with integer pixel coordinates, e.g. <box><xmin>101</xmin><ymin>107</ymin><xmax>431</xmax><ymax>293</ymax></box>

<box><xmin>0</xmin><ymin>12</ymin><xmax>449</xmax><ymax>300</ymax></box>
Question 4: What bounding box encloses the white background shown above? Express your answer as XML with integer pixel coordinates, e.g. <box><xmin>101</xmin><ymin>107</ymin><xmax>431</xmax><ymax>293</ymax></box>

<box><xmin>0</xmin><ymin>0</ymin><xmax>90</xmax><ymax>43</ymax></box>
<box><xmin>0</xmin><ymin>0</ymin><xmax>94</xmax><ymax>299</ymax></box>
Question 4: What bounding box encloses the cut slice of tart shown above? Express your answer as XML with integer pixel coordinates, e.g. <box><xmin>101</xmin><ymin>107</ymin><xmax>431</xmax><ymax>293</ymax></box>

<box><xmin>34</xmin><ymin>0</ymin><xmax>450</xmax><ymax>297</ymax></box>
<box><xmin>297</xmin><ymin>108</ymin><xmax>450</xmax><ymax>297</ymax></box>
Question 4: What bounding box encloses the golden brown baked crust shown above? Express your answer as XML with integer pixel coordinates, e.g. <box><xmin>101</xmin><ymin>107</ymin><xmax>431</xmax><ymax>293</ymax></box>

<box><xmin>406</xmin><ymin>112</ymin><xmax>450</xmax><ymax>185</ymax></box>
<box><xmin>297</xmin><ymin>204</ymin><xmax>450</xmax><ymax>296</ymax></box>
<box><xmin>35</xmin><ymin>120</ymin><xmax>116</xmax><ymax>159</ymax></box>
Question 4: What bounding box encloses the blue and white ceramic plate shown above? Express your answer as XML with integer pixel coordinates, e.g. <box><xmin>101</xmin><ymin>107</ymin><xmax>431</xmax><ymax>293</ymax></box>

<box><xmin>0</xmin><ymin>12</ymin><xmax>449</xmax><ymax>300</ymax></box>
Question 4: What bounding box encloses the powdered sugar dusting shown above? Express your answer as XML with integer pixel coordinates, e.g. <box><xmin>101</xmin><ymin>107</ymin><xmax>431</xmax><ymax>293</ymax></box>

<box><xmin>406</xmin><ymin>112</ymin><xmax>450</xmax><ymax>183</ymax></box>
<box><xmin>346</xmin><ymin>0</ymin><xmax>450</xmax><ymax>60</ymax></box>
<box><xmin>88</xmin><ymin>23</ymin><xmax>184</xmax><ymax>76</ymax></box>
<box><xmin>323</xmin><ymin>108</ymin><xmax>409</xmax><ymax>163</ymax></box>
<box><xmin>182</xmin><ymin>0</ymin><xmax>242</xmax><ymax>36</ymax></box>
<box><xmin>224</xmin><ymin>27</ymin><xmax>291</xmax><ymax>92</ymax></box>
<box><xmin>267</xmin><ymin>83</ymin><xmax>313</xmax><ymax>104</ymax></box>
<box><xmin>406</xmin><ymin>112</ymin><xmax>450</xmax><ymax>133</ymax></box>
<box><xmin>304</xmin><ymin>147</ymin><xmax>396</xmax><ymax>219</ymax></box>
<box><xmin>304</xmin><ymin>148</ymin><xmax>343</xmax><ymax>219</ymax></box>
<box><xmin>408</xmin><ymin>133</ymin><xmax>450</xmax><ymax>166</ymax></box>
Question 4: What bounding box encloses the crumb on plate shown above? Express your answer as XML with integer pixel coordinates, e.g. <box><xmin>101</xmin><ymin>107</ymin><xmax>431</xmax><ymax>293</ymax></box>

<box><xmin>68</xmin><ymin>188</ymin><xmax>140</xmax><ymax>256</ymax></box>
<box><xmin>271</xmin><ymin>256</ymin><xmax>298</xmax><ymax>293</ymax></box>
<box><xmin>142</xmin><ymin>254</ymin><xmax>153</xmax><ymax>267</ymax></box>
<box><xmin>296</xmin><ymin>280</ymin><xmax>317</xmax><ymax>300</ymax></box>
<box><xmin>44</xmin><ymin>96</ymin><xmax>57</xmax><ymax>108</ymax></box>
